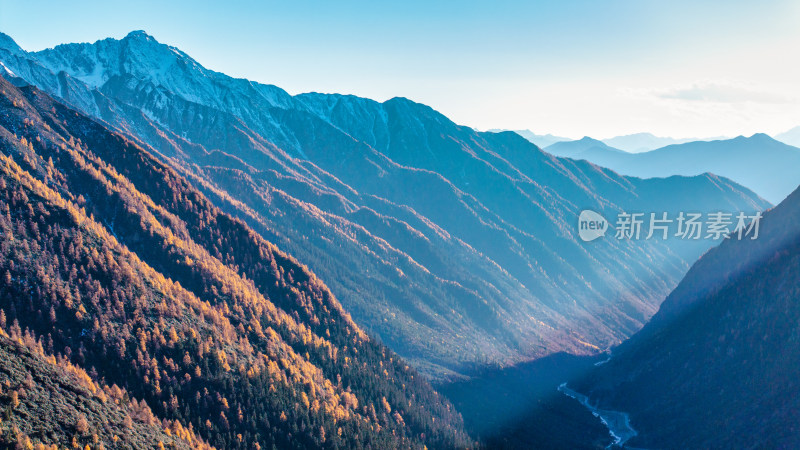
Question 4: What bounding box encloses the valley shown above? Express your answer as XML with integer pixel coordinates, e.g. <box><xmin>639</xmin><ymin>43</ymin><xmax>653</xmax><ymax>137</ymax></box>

<box><xmin>0</xmin><ymin>10</ymin><xmax>797</xmax><ymax>448</ymax></box>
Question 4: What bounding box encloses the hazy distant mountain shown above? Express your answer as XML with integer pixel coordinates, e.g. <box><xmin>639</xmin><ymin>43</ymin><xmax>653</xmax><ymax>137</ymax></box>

<box><xmin>0</xmin><ymin>30</ymin><xmax>769</xmax><ymax>379</ymax></box>
<box><xmin>544</xmin><ymin>136</ymin><xmax>627</xmax><ymax>159</ymax></box>
<box><xmin>601</xmin><ymin>132</ymin><xmax>702</xmax><ymax>153</ymax></box>
<box><xmin>775</xmin><ymin>125</ymin><xmax>800</xmax><ymax>147</ymax></box>
<box><xmin>579</xmin><ymin>183</ymin><xmax>800</xmax><ymax>448</ymax></box>
<box><xmin>566</xmin><ymin>134</ymin><xmax>800</xmax><ymax>204</ymax></box>
<box><xmin>497</xmin><ymin>129</ymin><xmax>572</xmax><ymax>148</ymax></box>
<box><xmin>545</xmin><ymin>132</ymin><xmax>730</xmax><ymax>154</ymax></box>
<box><xmin>521</xmin><ymin>131</ymin><xmax>722</xmax><ymax>154</ymax></box>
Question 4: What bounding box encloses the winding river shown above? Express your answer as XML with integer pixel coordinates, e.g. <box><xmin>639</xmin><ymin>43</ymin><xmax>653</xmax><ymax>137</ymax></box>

<box><xmin>558</xmin><ymin>382</ymin><xmax>638</xmax><ymax>449</ymax></box>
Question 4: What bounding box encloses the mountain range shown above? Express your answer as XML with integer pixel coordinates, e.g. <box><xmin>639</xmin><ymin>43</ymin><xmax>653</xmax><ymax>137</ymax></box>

<box><xmin>509</xmin><ymin>130</ymin><xmax>727</xmax><ymax>153</ymax></box>
<box><xmin>0</xmin><ymin>30</ymin><xmax>770</xmax><ymax>379</ymax></box>
<box><xmin>545</xmin><ymin>134</ymin><xmax>800</xmax><ymax>204</ymax></box>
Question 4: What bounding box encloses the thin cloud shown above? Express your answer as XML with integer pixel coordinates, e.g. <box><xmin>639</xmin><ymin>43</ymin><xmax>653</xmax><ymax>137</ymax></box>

<box><xmin>615</xmin><ymin>81</ymin><xmax>800</xmax><ymax>137</ymax></box>
<box><xmin>645</xmin><ymin>81</ymin><xmax>797</xmax><ymax>104</ymax></box>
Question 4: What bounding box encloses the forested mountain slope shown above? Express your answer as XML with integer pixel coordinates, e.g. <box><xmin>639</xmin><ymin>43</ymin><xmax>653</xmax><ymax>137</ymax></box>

<box><xmin>0</xmin><ymin>75</ymin><xmax>470</xmax><ymax>448</ymax></box>
<box><xmin>0</xmin><ymin>330</ymin><xmax>211</xmax><ymax>449</ymax></box>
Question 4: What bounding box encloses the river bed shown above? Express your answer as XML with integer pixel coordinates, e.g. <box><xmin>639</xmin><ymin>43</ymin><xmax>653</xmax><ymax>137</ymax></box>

<box><xmin>558</xmin><ymin>382</ymin><xmax>638</xmax><ymax>448</ymax></box>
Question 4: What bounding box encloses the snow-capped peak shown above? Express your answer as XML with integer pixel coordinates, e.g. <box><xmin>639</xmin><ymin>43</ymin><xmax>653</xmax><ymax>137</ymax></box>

<box><xmin>29</xmin><ymin>30</ymin><xmax>193</xmax><ymax>89</ymax></box>
<box><xmin>125</xmin><ymin>30</ymin><xmax>154</xmax><ymax>40</ymax></box>
<box><xmin>0</xmin><ymin>32</ymin><xmax>24</xmax><ymax>55</ymax></box>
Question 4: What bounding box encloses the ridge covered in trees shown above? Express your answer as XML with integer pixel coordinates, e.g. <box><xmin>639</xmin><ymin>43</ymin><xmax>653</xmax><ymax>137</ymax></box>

<box><xmin>0</xmin><ymin>329</ymin><xmax>210</xmax><ymax>449</ymax></box>
<box><xmin>0</xmin><ymin>74</ymin><xmax>471</xmax><ymax>448</ymax></box>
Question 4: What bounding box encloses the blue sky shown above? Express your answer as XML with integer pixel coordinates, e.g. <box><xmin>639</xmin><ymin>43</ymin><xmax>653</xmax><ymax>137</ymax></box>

<box><xmin>1</xmin><ymin>0</ymin><xmax>799</xmax><ymax>138</ymax></box>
